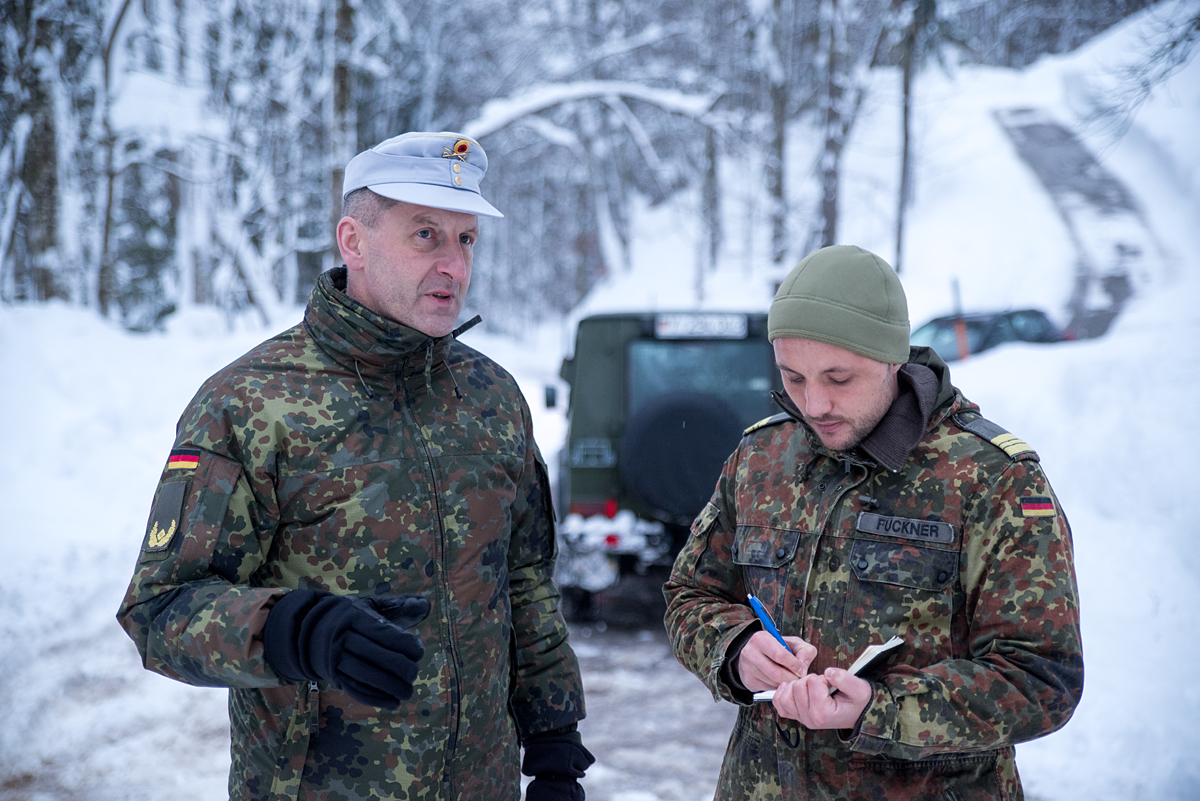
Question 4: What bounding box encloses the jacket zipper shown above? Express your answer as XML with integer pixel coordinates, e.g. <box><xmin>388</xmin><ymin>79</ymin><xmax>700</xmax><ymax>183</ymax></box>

<box><xmin>308</xmin><ymin>681</ymin><xmax>320</xmax><ymax>736</ymax></box>
<box><xmin>398</xmin><ymin>358</ymin><xmax>462</xmax><ymax>800</ymax></box>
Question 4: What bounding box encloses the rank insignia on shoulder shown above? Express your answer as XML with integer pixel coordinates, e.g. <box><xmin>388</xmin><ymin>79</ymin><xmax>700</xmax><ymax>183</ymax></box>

<box><xmin>954</xmin><ymin>413</ymin><xmax>1037</xmax><ymax>460</ymax></box>
<box><xmin>1020</xmin><ymin>496</ymin><xmax>1056</xmax><ymax>518</ymax></box>
<box><xmin>167</xmin><ymin>448</ymin><xmax>200</xmax><ymax>471</ymax></box>
<box><xmin>744</xmin><ymin>413</ymin><xmax>791</xmax><ymax>436</ymax></box>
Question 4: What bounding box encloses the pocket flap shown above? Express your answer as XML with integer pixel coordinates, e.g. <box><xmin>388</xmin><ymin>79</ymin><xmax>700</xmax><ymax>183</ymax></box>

<box><xmin>733</xmin><ymin>526</ymin><xmax>800</xmax><ymax>568</ymax></box>
<box><xmin>850</xmin><ymin>540</ymin><xmax>958</xmax><ymax>591</ymax></box>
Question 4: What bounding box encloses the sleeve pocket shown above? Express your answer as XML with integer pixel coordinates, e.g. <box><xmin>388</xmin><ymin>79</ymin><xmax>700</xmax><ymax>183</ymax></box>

<box><xmin>141</xmin><ymin>449</ymin><xmax>242</xmax><ymax>580</ymax></box>
<box><xmin>176</xmin><ymin>450</ymin><xmax>243</xmax><ymax>574</ymax></box>
<box><xmin>674</xmin><ymin>501</ymin><xmax>722</xmax><ymax>580</ymax></box>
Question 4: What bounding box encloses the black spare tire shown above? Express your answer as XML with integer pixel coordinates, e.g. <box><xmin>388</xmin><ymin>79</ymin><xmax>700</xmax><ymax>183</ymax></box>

<box><xmin>619</xmin><ymin>392</ymin><xmax>744</xmax><ymax>526</ymax></box>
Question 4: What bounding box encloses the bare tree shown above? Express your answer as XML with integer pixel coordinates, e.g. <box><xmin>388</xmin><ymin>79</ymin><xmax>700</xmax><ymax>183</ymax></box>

<box><xmin>891</xmin><ymin>0</ymin><xmax>967</xmax><ymax>273</ymax></box>
<box><xmin>814</xmin><ymin>0</ymin><xmax>886</xmax><ymax>249</ymax></box>
<box><xmin>1087</xmin><ymin>1</ymin><xmax>1200</xmax><ymax>134</ymax></box>
<box><xmin>98</xmin><ymin>0</ymin><xmax>137</xmax><ymax>316</ymax></box>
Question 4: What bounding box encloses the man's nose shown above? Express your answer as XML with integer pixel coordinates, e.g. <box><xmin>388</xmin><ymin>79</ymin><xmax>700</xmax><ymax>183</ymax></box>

<box><xmin>436</xmin><ymin>241</ymin><xmax>469</xmax><ymax>280</ymax></box>
<box><xmin>804</xmin><ymin>385</ymin><xmax>833</xmax><ymax>417</ymax></box>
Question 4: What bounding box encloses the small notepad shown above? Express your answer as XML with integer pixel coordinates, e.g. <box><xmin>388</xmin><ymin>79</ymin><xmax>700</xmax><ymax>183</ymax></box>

<box><xmin>752</xmin><ymin>635</ymin><xmax>903</xmax><ymax>702</ymax></box>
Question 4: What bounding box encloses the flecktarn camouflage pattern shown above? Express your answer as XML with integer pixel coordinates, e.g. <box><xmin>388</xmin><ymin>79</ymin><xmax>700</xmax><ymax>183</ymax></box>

<box><xmin>117</xmin><ymin>268</ymin><xmax>584</xmax><ymax>801</ymax></box>
<box><xmin>664</xmin><ymin>348</ymin><xmax>1082</xmax><ymax>801</ymax></box>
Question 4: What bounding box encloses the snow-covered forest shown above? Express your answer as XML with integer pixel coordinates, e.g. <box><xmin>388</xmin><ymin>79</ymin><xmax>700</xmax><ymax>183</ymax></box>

<box><xmin>1</xmin><ymin>0</ymin><xmax>1178</xmax><ymax>334</ymax></box>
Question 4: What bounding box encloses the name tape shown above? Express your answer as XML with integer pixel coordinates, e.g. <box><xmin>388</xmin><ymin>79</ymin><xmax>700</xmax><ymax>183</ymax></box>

<box><xmin>856</xmin><ymin>512</ymin><xmax>954</xmax><ymax>544</ymax></box>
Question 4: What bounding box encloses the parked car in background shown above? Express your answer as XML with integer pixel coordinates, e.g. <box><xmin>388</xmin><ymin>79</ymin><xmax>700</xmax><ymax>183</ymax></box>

<box><xmin>909</xmin><ymin>309</ymin><xmax>1073</xmax><ymax>362</ymax></box>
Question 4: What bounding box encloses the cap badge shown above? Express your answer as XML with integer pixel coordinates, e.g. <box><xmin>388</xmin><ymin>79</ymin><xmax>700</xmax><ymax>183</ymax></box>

<box><xmin>443</xmin><ymin>139</ymin><xmax>471</xmax><ymax>161</ymax></box>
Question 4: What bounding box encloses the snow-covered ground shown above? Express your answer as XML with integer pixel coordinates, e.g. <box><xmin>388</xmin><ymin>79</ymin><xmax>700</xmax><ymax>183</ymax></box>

<box><xmin>2</xmin><ymin>4</ymin><xmax>1199</xmax><ymax>799</ymax></box>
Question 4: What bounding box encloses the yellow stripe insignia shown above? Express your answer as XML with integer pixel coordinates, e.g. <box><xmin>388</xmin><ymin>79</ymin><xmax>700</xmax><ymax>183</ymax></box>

<box><xmin>990</xmin><ymin>433</ymin><xmax>1032</xmax><ymax>459</ymax></box>
<box><xmin>955</xmin><ymin>413</ymin><xmax>1039</xmax><ymax>460</ymax></box>
<box><xmin>744</xmin><ymin>413</ymin><xmax>790</xmax><ymax>436</ymax></box>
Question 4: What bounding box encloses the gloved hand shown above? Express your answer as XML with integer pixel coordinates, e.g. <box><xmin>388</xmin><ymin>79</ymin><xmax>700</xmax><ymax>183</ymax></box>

<box><xmin>263</xmin><ymin>589</ymin><xmax>430</xmax><ymax>709</ymax></box>
<box><xmin>522</xmin><ymin>729</ymin><xmax>595</xmax><ymax>801</ymax></box>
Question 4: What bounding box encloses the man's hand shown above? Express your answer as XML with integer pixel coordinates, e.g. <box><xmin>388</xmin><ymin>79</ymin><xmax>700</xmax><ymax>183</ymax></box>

<box><xmin>522</xmin><ymin>729</ymin><xmax>594</xmax><ymax>801</ymax></box>
<box><xmin>736</xmin><ymin>631</ymin><xmax>817</xmax><ymax>692</ymax></box>
<box><xmin>772</xmin><ymin>667</ymin><xmax>873</xmax><ymax>729</ymax></box>
<box><xmin>263</xmin><ymin>590</ymin><xmax>430</xmax><ymax>709</ymax></box>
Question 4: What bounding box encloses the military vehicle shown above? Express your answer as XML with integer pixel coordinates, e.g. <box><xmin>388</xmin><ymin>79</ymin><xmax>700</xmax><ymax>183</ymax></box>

<box><xmin>553</xmin><ymin>311</ymin><xmax>782</xmax><ymax>616</ymax></box>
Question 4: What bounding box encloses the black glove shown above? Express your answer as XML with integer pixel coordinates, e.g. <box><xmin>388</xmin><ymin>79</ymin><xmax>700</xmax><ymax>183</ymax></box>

<box><xmin>263</xmin><ymin>589</ymin><xmax>430</xmax><ymax>709</ymax></box>
<box><xmin>522</xmin><ymin>729</ymin><xmax>595</xmax><ymax>801</ymax></box>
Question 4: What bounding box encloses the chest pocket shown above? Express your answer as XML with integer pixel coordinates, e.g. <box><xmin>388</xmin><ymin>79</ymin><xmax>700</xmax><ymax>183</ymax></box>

<box><xmin>844</xmin><ymin>539</ymin><xmax>958</xmax><ymax>659</ymax></box>
<box><xmin>733</xmin><ymin>526</ymin><xmax>801</xmax><ymax>615</ymax></box>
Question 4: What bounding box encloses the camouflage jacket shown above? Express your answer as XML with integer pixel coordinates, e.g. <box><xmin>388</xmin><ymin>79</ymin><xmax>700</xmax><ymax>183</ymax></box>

<box><xmin>117</xmin><ymin>268</ymin><xmax>585</xmax><ymax>801</ymax></box>
<box><xmin>663</xmin><ymin>348</ymin><xmax>1082</xmax><ymax>801</ymax></box>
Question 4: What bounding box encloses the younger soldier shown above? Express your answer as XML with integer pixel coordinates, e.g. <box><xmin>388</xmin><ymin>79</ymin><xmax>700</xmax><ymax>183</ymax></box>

<box><xmin>118</xmin><ymin>132</ymin><xmax>593</xmax><ymax>801</ymax></box>
<box><xmin>664</xmin><ymin>245</ymin><xmax>1082</xmax><ymax>800</ymax></box>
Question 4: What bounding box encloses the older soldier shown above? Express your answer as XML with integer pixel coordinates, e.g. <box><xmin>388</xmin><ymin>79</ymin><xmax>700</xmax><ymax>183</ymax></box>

<box><xmin>664</xmin><ymin>245</ymin><xmax>1082</xmax><ymax>800</ymax></box>
<box><xmin>117</xmin><ymin>132</ymin><xmax>593</xmax><ymax>801</ymax></box>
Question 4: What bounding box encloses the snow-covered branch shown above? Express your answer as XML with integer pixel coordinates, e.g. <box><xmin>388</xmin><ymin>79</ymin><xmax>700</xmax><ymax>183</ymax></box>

<box><xmin>462</xmin><ymin>81</ymin><xmax>718</xmax><ymax>140</ymax></box>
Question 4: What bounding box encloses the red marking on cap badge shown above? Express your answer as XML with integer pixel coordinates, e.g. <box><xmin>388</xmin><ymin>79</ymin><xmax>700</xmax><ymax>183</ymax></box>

<box><xmin>443</xmin><ymin>139</ymin><xmax>471</xmax><ymax>161</ymax></box>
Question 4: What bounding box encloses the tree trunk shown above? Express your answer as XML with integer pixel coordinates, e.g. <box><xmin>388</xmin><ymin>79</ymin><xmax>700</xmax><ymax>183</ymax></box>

<box><xmin>768</xmin><ymin>78</ymin><xmax>788</xmax><ymax>263</ymax></box>
<box><xmin>0</xmin><ymin>116</ymin><xmax>33</xmax><ymax>302</ymax></box>
<box><xmin>98</xmin><ymin>0</ymin><xmax>135</xmax><ymax>317</ymax></box>
<box><xmin>697</xmin><ymin>124</ymin><xmax>720</xmax><ymax>303</ymax></box>
<box><xmin>329</xmin><ymin>0</ymin><xmax>355</xmax><ymax>265</ymax></box>
<box><xmin>416</xmin><ymin>21</ymin><xmax>444</xmax><ymax>131</ymax></box>
<box><xmin>703</xmin><ymin>125</ymin><xmax>720</xmax><ymax>275</ymax></box>
<box><xmin>818</xmin><ymin>0</ymin><xmax>843</xmax><ymax>249</ymax></box>
<box><xmin>894</xmin><ymin>35</ymin><xmax>913</xmax><ymax>274</ymax></box>
<box><xmin>766</xmin><ymin>0</ymin><xmax>792</xmax><ymax>265</ymax></box>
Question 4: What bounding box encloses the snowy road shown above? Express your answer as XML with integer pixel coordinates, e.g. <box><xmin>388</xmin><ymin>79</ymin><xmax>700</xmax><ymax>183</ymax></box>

<box><xmin>566</xmin><ymin>569</ymin><xmax>737</xmax><ymax>801</ymax></box>
<box><xmin>571</xmin><ymin>622</ymin><xmax>737</xmax><ymax>801</ymax></box>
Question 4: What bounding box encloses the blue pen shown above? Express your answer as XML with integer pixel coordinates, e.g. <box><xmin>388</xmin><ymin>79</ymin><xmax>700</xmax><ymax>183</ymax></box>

<box><xmin>747</xmin><ymin>594</ymin><xmax>790</xmax><ymax>652</ymax></box>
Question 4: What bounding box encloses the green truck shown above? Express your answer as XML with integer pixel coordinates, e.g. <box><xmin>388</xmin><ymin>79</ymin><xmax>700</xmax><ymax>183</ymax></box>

<box><xmin>553</xmin><ymin>311</ymin><xmax>782</xmax><ymax>614</ymax></box>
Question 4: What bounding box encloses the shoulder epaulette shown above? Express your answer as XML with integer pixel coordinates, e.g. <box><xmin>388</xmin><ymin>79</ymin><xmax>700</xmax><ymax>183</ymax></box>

<box><xmin>953</xmin><ymin>412</ymin><xmax>1038</xmax><ymax>460</ymax></box>
<box><xmin>744</xmin><ymin>412</ymin><xmax>792</xmax><ymax>436</ymax></box>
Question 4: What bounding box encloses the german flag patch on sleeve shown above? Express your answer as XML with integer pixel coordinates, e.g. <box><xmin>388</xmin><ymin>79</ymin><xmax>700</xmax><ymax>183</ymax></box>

<box><xmin>1020</xmin><ymin>496</ymin><xmax>1056</xmax><ymax>518</ymax></box>
<box><xmin>167</xmin><ymin>448</ymin><xmax>200</xmax><ymax>471</ymax></box>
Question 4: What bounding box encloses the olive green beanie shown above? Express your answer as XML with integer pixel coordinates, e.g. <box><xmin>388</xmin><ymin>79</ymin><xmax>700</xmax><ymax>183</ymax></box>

<box><xmin>767</xmin><ymin>245</ymin><xmax>910</xmax><ymax>364</ymax></box>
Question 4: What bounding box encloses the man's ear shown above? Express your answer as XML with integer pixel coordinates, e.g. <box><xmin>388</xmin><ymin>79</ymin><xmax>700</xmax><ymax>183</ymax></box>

<box><xmin>337</xmin><ymin>216</ymin><xmax>368</xmax><ymax>273</ymax></box>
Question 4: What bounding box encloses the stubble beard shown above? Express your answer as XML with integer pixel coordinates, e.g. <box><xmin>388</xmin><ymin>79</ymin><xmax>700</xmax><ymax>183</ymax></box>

<box><xmin>808</xmin><ymin>415</ymin><xmax>876</xmax><ymax>453</ymax></box>
<box><xmin>377</xmin><ymin>278</ymin><xmax>464</xmax><ymax>337</ymax></box>
<box><xmin>418</xmin><ymin>279</ymin><xmax>464</xmax><ymax>337</ymax></box>
<box><xmin>805</xmin><ymin>376</ymin><xmax>898</xmax><ymax>454</ymax></box>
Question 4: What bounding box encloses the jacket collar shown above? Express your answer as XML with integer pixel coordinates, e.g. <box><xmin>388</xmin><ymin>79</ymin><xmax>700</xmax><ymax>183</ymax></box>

<box><xmin>858</xmin><ymin>362</ymin><xmax>940</xmax><ymax>472</ymax></box>
<box><xmin>303</xmin><ymin>267</ymin><xmax>451</xmax><ymax>382</ymax></box>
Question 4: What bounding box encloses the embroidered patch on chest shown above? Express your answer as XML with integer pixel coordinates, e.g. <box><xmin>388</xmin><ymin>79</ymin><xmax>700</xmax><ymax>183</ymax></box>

<box><xmin>1020</xmin><ymin>496</ymin><xmax>1056</xmax><ymax>517</ymax></box>
<box><xmin>856</xmin><ymin>512</ymin><xmax>954</xmax><ymax>544</ymax></box>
